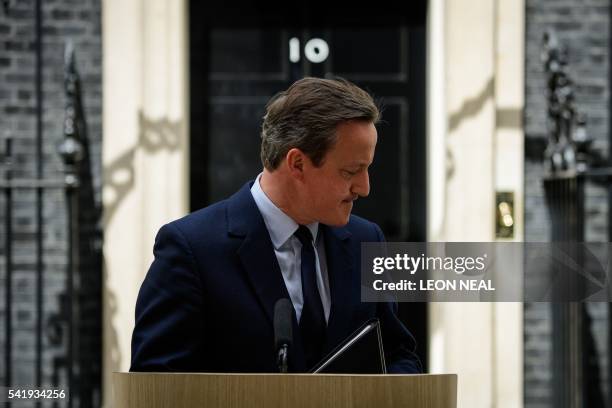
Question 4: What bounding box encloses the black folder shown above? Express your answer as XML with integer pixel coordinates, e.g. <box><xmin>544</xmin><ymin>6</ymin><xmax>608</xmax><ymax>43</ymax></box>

<box><xmin>310</xmin><ymin>318</ymin><xmax>387</xmax><ymax>374</ymax></box>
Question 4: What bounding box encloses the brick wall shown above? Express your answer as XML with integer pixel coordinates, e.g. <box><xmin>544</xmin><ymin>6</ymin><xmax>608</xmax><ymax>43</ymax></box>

<box><xmin>0</xmin><ymin>0</ymin><xmax>102</xmax><ymax>406</ymax></box>
<box><xmin>524</xmin><ymin>0</ymin><xmax>609</xmax><ymax>407</ymax></box>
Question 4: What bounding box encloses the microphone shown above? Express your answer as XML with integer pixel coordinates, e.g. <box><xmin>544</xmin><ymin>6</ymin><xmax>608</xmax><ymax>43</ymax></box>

<box><xmin>273</xmin><ymin>298</ymin><xmax>293</xmax><ymax>373</ymax></box>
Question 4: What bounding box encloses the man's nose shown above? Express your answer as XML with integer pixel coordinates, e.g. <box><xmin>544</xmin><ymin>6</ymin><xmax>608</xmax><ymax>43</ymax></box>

<box><xmin>351</xmin><ymin>170</ymin><xmax>370</xmax><ymax>198</ymax></box>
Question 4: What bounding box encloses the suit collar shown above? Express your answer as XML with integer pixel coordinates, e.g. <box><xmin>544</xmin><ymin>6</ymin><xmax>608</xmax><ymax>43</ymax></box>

<box><xmin>226</xmin><ymin>181</ymin><xmax>258</xmax><ymax>237</ymax></box>
<box><xmin>227</xmin><ymin>182</ymin><xmax>309</xmax><ymax>370</ymax></box>
<box><xmin>227</xmin><ymin>182</ymin><xmax>292</xmax><ymax>324</ymax></box>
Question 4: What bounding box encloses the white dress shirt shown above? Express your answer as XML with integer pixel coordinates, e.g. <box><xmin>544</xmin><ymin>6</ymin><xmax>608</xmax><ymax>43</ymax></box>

<box><xmin>250</xmin><ymin>173</ymin><xmax>331</xmax><ymax>323</ymax></box>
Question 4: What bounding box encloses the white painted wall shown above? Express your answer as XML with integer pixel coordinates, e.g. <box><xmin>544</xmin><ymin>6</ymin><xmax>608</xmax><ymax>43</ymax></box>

<box><xmin>427</xmin><ymin>0</ymin><xmax>524</xmax><ymax>406</ymax></box>
<box><xmin>101</xmin><ymin>0</ymin><xmax>189</xmax><ymax>405</ymax></box>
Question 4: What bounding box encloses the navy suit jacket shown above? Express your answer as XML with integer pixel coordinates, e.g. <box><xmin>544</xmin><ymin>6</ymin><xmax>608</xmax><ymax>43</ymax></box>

<box><xmin>130</xmin><ymin>181</ymin><xmax>421</xmax><ymax>373</ymax></box>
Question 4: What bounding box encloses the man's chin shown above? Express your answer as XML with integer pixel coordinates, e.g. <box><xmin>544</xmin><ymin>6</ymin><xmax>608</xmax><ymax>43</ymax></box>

<box><xmin>323</xmin><ymin>212</ymin><xmax>351</xmax><ymax>227</ymax></box>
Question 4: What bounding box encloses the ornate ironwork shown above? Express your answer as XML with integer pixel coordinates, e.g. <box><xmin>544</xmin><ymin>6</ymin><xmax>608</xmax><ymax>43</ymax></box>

<box><xmin>59</xmin><ymin>41</ymin><xmax>84</xmax><ymax>186</ymax></box>
<box><xmin>541</xmin><ymin>31</ymin><xmax>591</xmax><ymax>174</ymax></box>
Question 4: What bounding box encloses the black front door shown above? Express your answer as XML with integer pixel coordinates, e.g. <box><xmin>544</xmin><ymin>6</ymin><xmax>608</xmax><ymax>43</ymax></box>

<box><xmin>190</xmin><ymin>2</ymin><xmax>428</xmax><ymax>369</ymax></box>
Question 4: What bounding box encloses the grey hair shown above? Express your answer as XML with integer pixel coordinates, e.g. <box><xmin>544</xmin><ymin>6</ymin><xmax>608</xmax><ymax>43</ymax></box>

<box><xmin>260</xmin><ymin>77</ymin><xmax>380</xmax><ymax>170</ymax></box>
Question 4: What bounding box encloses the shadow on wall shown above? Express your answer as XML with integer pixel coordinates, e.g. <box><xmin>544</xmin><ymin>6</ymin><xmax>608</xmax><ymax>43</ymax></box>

<box><xmin>448</xmin><ymin>77</ymin><xmax>494</xmax><ymax>133</ymax></box>
<box><xmin>441</xmin><ymin>77</ymin><xmax>495</xmax><ymax>238</ymax></box>
<box><xmin>102</xmin><ymin>110</ymin><xmax>185</xmax><ymax>401</ymax></box>
<box><xmin>102</xmin><ymin>111</ymin><xmax>184</xmax><ymax>227</ymax></box>
<box><xmin>441</xmin><ymin>77</ymin><xmax>522</xmax><ymax>239</ymax></box>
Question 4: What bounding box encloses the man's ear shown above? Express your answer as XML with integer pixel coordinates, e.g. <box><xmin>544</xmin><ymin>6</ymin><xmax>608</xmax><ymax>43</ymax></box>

<box><xmin>285</xmin><ymin>148</ymin><xmax>306</xmax><ymax>180</ymax></box>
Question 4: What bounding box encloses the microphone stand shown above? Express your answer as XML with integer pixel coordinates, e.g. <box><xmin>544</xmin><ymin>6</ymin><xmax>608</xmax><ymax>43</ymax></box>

<box><xmin>277</xmin><ymin>344</ymin><xmax>289</xmax><ymax>373</ymax></box>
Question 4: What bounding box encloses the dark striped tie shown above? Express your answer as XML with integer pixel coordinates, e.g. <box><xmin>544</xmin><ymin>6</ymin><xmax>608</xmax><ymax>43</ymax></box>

<box><xmin>294</xmin><ymin>225</ymin><xmax>326</xmax><ymax>369</ymax></box>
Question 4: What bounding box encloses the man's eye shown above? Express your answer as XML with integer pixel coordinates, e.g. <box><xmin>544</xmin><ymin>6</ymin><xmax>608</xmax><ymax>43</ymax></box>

<box><xmin>343</xmin><ymin>170</ymin><xmax>358</xmax><ymax>177</ymax></box>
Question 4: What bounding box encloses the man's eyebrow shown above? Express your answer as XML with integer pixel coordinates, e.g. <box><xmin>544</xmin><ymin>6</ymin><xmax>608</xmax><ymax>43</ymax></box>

<box><xmin>345</xmin><ymin>162</ymin><xmax>370</xmax><ymax>168</ymax></box>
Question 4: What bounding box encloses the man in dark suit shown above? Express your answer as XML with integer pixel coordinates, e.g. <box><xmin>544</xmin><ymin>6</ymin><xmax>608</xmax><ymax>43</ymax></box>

<box><xmin>130</xmin><ymin>77</ymin><xmax>421</xmax><ymax>373</ymax></box>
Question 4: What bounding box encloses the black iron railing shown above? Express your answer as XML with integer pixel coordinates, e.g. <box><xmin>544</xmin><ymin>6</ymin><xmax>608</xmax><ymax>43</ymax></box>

<box><xmin>1</xmin><ymin>1</ymin><xmax>102</xmax><ymax>406</ymax></box>
<box><xmin>541</xmin><ymin>31</ymin><xmax>611</xmax><ymax>408</ymax></box>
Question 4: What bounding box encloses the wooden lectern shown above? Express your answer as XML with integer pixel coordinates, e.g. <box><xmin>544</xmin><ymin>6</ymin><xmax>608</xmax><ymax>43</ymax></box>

<box><xmin>113</xmin><ymin>372</ymin><xmax>457</xmax><ymax>407</ymax></box>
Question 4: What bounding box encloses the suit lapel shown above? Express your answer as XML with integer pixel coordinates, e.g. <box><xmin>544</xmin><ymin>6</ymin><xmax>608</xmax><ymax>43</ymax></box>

<box><xmin>321</xmin><ymin>224</ymin><xmax>354</xmax><ymax>352</ymax></box>
<box><xmin>227</xmin><ymin>182</ymin><xmax>306</xmax><ymax>371</ymax></box>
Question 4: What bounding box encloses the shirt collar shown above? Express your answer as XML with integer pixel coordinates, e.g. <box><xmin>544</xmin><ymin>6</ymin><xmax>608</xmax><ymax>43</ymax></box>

<box><xmin>250</xmin><ymin>173</ymin><xmax>319</xmax><ymax>249</ymax></box>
